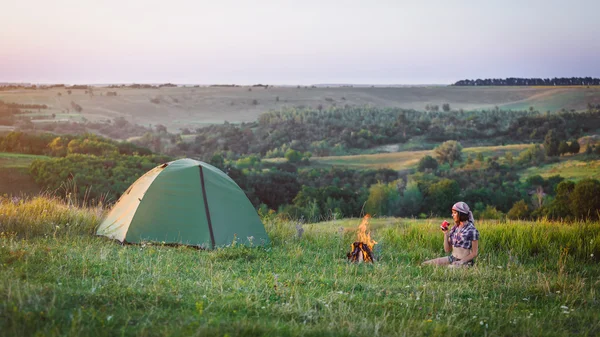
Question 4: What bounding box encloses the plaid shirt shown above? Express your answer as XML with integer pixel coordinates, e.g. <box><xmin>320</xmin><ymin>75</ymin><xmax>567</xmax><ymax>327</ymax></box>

<box><xmin>448</xmin><ymin>221</ymin><xmax>479</xmax><ymax>249</ymax></box>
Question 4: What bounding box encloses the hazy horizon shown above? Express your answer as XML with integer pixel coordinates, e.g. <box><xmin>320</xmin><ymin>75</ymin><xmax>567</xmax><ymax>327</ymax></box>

<box><xmin>2</xmin><ymin>0</ymin><xmax>600</xmax><ymax>85</ymax></box>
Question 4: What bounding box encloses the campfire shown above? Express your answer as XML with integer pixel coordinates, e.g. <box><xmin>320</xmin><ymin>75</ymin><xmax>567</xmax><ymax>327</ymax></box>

<box><xmin>347</xmin><ymin>214</ymin><xmax>377</xmax><ymax>263</ymax></box>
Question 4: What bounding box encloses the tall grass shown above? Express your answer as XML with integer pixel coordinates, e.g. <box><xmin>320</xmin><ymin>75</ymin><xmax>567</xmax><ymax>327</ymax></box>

<box><xmin>1</xmin><ymin>198</ymin><xmax>599</xmax><ymax>336</ymax></box>
<box><xmin>0</xmin><ymin>195</ymin><xmax>102</xmax><ymax>239</ymax></box>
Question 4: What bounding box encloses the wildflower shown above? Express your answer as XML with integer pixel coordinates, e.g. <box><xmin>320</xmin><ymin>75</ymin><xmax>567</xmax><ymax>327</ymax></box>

<box><xmin>556</xmin><ymin>291</ymin><xmax>560</xmax><ymax>294</ymax></box>
<box><xmin>560</xmin><ymin>305</ymin><xmax>568</xmax><ymax>310</ymax></box>
<box><xmin>480</xmin><ymin>321</ymin><xmax>484</xmax><ymax>325</ymax></box>
<box><xmin>107</xmin><ymin>315</ymin><xmax>113</xmax><ymax>321</ymax></box>
<box><xmin>497</xmin><ymin>266</ymin><xmax>503</xmax><ymax>269</ymax></box>
<box><xmin>591</xmin><ymin>254</ymin><xmax>594</xmax><ymax>257</ymax></box>
<box><xmin>522</xmin><ymin>298</ymin><xmax>529</xmax><ymax>301</ymax></box>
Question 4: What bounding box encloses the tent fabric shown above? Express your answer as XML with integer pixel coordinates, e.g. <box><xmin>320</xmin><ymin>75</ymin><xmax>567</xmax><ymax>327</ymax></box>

<box><xmin>97</xmin><ymin>158</ymin><xmax>269</xmax><ymax>248</ymax></box>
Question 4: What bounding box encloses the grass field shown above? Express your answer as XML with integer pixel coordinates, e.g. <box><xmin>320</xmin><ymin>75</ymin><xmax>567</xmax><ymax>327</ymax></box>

<box><xmin>521</xmin><ymin>159</ymin><xmax>600</xmax><ymax>181</ymax></box>
<box><xmin>306</xmin><ymin>143</ymin><xmax>532</xmax><ymax>170</ymax></box>
<box><xmin>0</xmin><ymin>153</ymin><xmax>48</xmax><ymax>196</ymax></box>
<box><xmin>0</xmin><ymin>152</ymin><xmax>49</xmax><ymax>169</ymax></box>
<box><xmin>2</xmin><ymin>86</ymin><xmax>599</xmax><ymax>133</ymax></box>
<box><xmin>1</xmin><ymin>196</ymin><xmax>599</xmax><ymax>336</ymax></box>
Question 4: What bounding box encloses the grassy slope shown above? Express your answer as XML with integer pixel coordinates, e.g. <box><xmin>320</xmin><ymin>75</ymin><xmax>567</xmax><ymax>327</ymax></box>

<box><xmin>1</xmin><ymin>198</ymin><xmax>599</xmax><ymax>336</ymax></box>
<box><xmin>2</xmin><ymin>86</ymin><xmax>600</xmax><ymax>133</ymax></box>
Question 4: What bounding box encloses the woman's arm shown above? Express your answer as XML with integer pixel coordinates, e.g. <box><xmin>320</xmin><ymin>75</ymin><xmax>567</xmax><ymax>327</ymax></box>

<box><xmin>443</xmin><ymin>232</ymin><xmax>451</xmax><ymax>253</ymax></box>
<box><xmin>457</xmin><ymin>240</ymin><xmax>478</xmax><ymax>264</ymax></box>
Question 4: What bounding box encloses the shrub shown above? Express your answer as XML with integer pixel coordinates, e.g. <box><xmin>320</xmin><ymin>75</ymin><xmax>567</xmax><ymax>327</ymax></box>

<box><xmin>507</xmin><ymin>200</ymin><xmax>530</xmax><ymax>220</ymax></box>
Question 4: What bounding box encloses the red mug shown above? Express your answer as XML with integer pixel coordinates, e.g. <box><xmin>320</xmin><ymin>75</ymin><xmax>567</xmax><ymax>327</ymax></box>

<box><xmin>440</xmin><ymin>220</ymin><xmax>449</xmax><ymax>230</ymax></box>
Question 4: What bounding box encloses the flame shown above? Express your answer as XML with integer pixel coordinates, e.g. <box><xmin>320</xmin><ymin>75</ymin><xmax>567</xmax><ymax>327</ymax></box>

<box><xmin>347</xmin><ymin>214</ymin><xmax>378</xmax><ymax>263</ymax></box>
<box><xmin>356</xmin><ymin>214</ymin><xmax>377</xmax><ymax>251</ymax></box>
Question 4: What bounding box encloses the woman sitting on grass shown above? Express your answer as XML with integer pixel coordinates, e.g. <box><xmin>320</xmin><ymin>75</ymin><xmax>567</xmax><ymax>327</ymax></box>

<box><xmin>422</xmin><ymin>201</ymin><xmax>479</xmax><ymax>267</ymax></box>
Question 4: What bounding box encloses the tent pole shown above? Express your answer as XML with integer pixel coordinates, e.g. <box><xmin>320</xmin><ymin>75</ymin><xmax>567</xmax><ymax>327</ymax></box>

<box><xmin>199</xmin><ymin>166</ymin><xmax>216</xmax><ymax>249</ymax></box>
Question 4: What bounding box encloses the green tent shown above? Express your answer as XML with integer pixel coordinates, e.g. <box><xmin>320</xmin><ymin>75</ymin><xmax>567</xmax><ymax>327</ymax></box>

<box><xmin>97</xmin><ymin>158</ymin><xmax>269</xmax><ymax>248</ymax></box>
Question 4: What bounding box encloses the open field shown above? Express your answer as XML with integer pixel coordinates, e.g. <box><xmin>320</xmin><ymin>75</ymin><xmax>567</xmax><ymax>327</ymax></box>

<box><xmin>0</xmin><ymin>153</ymin><xmax>48</xmax><ymax>196</ymax></box>
<box><xmin>0</xmin><ymin>152</ymin><xmax>49</xmax><ymax>169</ymax></box>
<box><xmin>1</xmin><ymin>197</ymin><xmax>599</xmax><ymax>336</ymax></box>
<box><xmin>302</xmin><ymin>143</ymin><xmax>532</xmax><ymax>170</ymax></box>
<box><xmin>2</xmin><ymin>86</ymin><xmax>600</xmax><ymax>132</ymax></box>
<box><xmin>521</xmin><ymin>159</ymin><xmax>600</xmax><ymax>181</ymax></box>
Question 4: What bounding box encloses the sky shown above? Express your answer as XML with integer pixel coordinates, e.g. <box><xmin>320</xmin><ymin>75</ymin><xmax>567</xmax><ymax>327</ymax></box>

<box><xmin>1</xmin><ymin>0</ymin><xmax>599</xmax><ymax>85</ymax></box>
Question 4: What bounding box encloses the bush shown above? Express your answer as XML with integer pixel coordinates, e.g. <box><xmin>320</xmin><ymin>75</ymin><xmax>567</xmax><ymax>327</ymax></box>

<box><xmin>417</xmin><ymin>155</ymin><xmax>439</xmax><ymax>172</ymax></box>
<box><xmin>475</xmin><ymin>205</ymin><xmax>504</xmax><ymax>221</ymax></box>
<box><xmin>507</xmin><ymin>200</ymin><xmax>530</xmax><ymax>220</ymax></box>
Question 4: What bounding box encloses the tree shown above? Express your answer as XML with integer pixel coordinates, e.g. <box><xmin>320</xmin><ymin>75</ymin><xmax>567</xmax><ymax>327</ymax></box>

<box><xmin>365</xmin><ymin>181</ymin><xmax>401</xmax><ymax>216</ymax></box>
<box><xmin>427</xmin><ymin>178</ymin><xmax>460</xmax><ymax>215</ymax></box>
<box><xmin>507</xmin><ymin>200</ymin><xmax>530</xmax><ymax>219</ymax></box>
<box><xmin>545</xmin><ymin>180</ymin><xmax>575</xmax><ymax>219</ymax></box>
<box><xmin>434</xmin><ymin>140</ymin><xmax>463</xmax><ymax>167</ymax></box>
<box><xmin>399</xmin><ymin>180</ymin><xmax>423</xmax><ymax>216</ymax></box>
<box><xmin>543</xmin><ymin>129</ymin><xmax>560</xmax><ymax>156</ymax></box>
<box><xmin>505</xmin><ymin>151</ymin><xmax>514</xmax><ymax>165</ymax></box>
<box><xmin>365</xmin><ymin>183</ymin><xmax>387</xmax><ymax>216</ymax></box>
<box><xmin>570</xmin><ymin>179</ymin><xmax>600</xmax><ymax>220</ymax></box>
<box><xmin>442</xmin><ymin>103</ymin><xmax>451</xmax><ymax>112</ymax></box>
<box><xmin>517</xmin><ymin>144</ymin><xmax>546</xmax><ymax>165</ymax></box>
<box><xmin>569</xmin><ymin>140</ymin><xmax>580</xmax><ymax>154</ymax></box>
<box><xmin>558</xmin><ymin>141</ymin><xmax>570</xmax><ymax>156</ymax></box>
<box><xmin>48</xmin><ymin>137</ymin><xmax>68</xmax><ymax>157</ymax></box>
<box><xmin>417</xmin><ymin>155</ymin><xmax>439</xmax><ymax>172</ymax></box>
<box><xmin>209</xmin><ymin>153</ymin><xmax>225</xmax><ymax>170</ymax></box>
<box><xmin>476</xmin><ymin>152</ymin><xmax>484</xmax><ymax>162</ymax></box>
<box><xmin>284</xmin><ymin>149</ymin><xmax>302</xmax><ymax>163</ymax></box>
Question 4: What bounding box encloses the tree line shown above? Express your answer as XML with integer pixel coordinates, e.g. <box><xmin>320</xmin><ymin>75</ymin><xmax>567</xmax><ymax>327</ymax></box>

<box><xmin>453</xmin><ymin>77</ymin><xmax>600</xmax><ymax>86</ymax></box>
<box><xmin>0</xmin><ymin>131</ymin><xmax>152</xmax><ymax>156</ymax></box>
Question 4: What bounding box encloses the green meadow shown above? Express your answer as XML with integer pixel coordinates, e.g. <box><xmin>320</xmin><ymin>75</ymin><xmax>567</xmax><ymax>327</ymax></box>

<box><xmin>0</xmin><ymin>153</ymin><xmax>49</xmax><ymax>196</ymax></box>
<box><xmin>521</xmin><ymin>159</ymin><xmax>600</xmax><ymax>181</ymax></box>
<box><xmin>0</xmin><ymin>152</ymin><xmax>49</xmax><ymax>169</ymax></box>
<box><xmin>1</xmin><ymin>196</ymin><xmax>599</xmax><ymax>336</ymax></box>
<box><xmin>308</xmin><ymin>143</ymin><xmax>531</xmax><ymax>170</ymax></box>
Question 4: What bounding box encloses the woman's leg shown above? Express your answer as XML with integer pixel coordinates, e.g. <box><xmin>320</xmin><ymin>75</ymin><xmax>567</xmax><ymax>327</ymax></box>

<box><xmin>422</xmin><ymin>256</ymin><xmax>451</xmax><ymax>266</ymax></box>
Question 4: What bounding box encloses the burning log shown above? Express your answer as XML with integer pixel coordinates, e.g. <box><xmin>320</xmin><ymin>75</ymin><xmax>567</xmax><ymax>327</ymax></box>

<box><xmin>347</xmin><ymin>214</ymin><xmax>377</xmax><ymax>263</ymax></box>
<box><xmin>347</xmin><ymin>242</ymin><xmax>375</xmax><ymax>262</ymax></box>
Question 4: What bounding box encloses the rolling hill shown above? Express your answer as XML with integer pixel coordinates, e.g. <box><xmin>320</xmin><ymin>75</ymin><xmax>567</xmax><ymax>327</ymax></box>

<box><xmin>1</xmin><ymin>85</ymin><xmax>599</xmax><ymax>133</ymax></box>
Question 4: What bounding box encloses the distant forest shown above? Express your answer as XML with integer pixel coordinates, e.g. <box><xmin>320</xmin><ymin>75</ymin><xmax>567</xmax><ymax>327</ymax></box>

<box><xmin>453</xmin><ymin>77</ymin><xmax>600</xmax><ymax>86</ymax></box>
<box><xmin>169</xmin><ymin>106</ymin><xmax>600</xmax><ymax>160</ymax></box>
